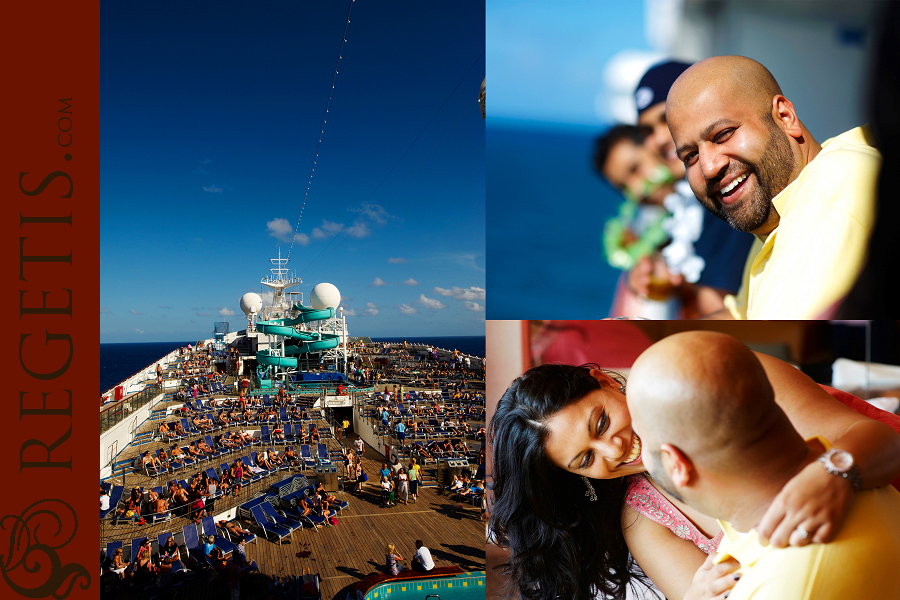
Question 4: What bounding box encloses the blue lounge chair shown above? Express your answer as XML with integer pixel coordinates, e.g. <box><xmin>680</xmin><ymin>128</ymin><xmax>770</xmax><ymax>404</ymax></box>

<box><xmin>101</xmin><ymin>485</ymin><xmax>124</xmax><ymax>519</ymax></box>
<box><xmin>105</xmin><ymin>540</ymin><xmax>123</xmax><ymax>562</ymax></box>
<box><xmin>181</xmin><ymin>523</ymin><xmax>209</xmax><ymax>568</ymax></box>
<box><xmin>316</xmin><ymin>444</ymin><xmax>331</xmax><ymax>465</ymax></box>
<box><xmin>249</xmin><ymin>504</ymin><xmax>292</xmax><ymax>542</ymax></box>
<box><xmin>299</xmin><ymin>445</ymin><xmax>316</xmax><ymax>468</ymax></box>
<box><xmin>156</xmin><ymin>532</ymin><xmax>185</xmax><ymax>575</ymax></box>
<box><xmin>201</xmin><ymin>516</ymin><xmax>235</xmax><ymax>555</ymax></box>
<box><xmin>259</xmin><ymin>501</ymin><xmax>302</xmax><ymax>532</ymax></box>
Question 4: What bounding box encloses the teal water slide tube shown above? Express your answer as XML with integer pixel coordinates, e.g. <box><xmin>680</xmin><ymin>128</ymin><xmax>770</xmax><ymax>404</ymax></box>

<box><xmin>255</xmin><ymin>305</ymin><xmax>340</xmax><ymax>367</ymax></box>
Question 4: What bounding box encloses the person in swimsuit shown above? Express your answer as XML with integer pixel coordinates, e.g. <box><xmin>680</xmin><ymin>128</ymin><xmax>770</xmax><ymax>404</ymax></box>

<box><xmin>490</xmin><ymin>332</ymin><xmax>900</xmax><ymax>600</ymax></box>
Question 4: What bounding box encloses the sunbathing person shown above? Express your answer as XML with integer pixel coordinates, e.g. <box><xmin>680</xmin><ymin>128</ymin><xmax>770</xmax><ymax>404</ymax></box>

<box><xmin>200</xmin><ymin>439</ymin><xmax>217</xmax><ymax>456</ymax></box>
<box><xmin>216</xmin><ymin>412</ymin><xmax>229</xmax><ymax>427</ymax></box>
<box><xmin>315</xmin><ymin>482</ymin><xmax>337</xmax><ymax>504</ymax></box>
<box><xmin>283</xmin><ymin>446</ymin><xmax>300</xmax><ymax>467</ymax></box>
<box><xmin>169</xmin><ymin>445</ymin><xmax>186</xmax><ymax>467</ymax></box>
<box><xmin>310</xmin><ymin>425</ymin><xmax>321</xmax><ymax>443</ymax></box>
<box><xmin>426</xmin><ymin>440</ymin><xmax>445</xmax><ymax>459</ymax></box>
<box><xmin>186</xmin><ymin>441</ymin><xmax>201</xmax><ymax>459</ymax></box>
<box><xmin>117</xmin><ymin>489</ymin><xmax>146</xmax><ymax>525</ymax></box>
<box><xmin>237</xmin><ymin>459</ymin><xmax>252</xmax><ymax>483</ymax></box>
<box><xmin>268</xmin><ymin>448</ymin><xmax>284</xmax><ymax>466</ymax></box>
<box><xmin>151</xmin><ymin>493</ymin><xmax>169</xmax><ymax>516</ymax></box>
<box><xmin>310</xmin><ymin>491</ymin><xmax>333</xmax><ymax>517</ymax></box>
<box><xmin>298</xmin><ymin>495</ymin><xmax>312</xmax><ymax>517</ymax></box>
<box><xmin>158</xmin><ymin>422</ymin><xmax>174</xmax><ymax>439</ymax></box>
<box><xmin>256</xmin><ymin>450</ymin><xmax>273</xmax><ymax>471</ymax></box>
<box><xmin>157</xmin><ymin>449</ymin><xmax>172</xmax><ymax>471</ymax></box>
<box><xmin>272</xmin><ymin>427</ymin><xmax>285</xmax><ymax>442</ymax></box>
<box><xmin>413</xmin><ymin>443</ymin><xmax>433</xmax><ymax>461</ymax></box>
<box><xmin>219</xmin><ymin>519</ymin><xmax>252</xmax><ymax>539</ymax></box>
<box><xmin>142</xmin><ymin>451</ymin><xmax>163</xmax><ymax>473</ymax></box>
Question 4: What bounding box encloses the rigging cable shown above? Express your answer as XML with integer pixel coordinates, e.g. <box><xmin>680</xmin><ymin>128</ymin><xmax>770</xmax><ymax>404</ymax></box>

<box><xmin>298</xmin><ymin>50</ymin><xmax>485</xmax><ymax>276</ymax></box>
<box><xmin>287</xmin><ymin>0</ymin><xmax>356</xmax><ymax>262</ymax></box>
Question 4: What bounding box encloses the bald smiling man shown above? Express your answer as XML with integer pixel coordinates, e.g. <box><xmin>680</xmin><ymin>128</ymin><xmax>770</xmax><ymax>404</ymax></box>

<box><xmin>666</xmin><ymin>56</ymin><xmax>880</xmax><ymax>319</ymax></box>
<box><xmin>627</xmin><ymin>331</ymin><xmax>900</xmax><ymax>600</ymax></box>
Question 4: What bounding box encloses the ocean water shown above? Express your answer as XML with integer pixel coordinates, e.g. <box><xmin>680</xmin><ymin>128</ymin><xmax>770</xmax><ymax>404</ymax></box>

<box><xmin>101</xmin><ymin>336</ymin><xmax>485</xmax><ymax>392</ymax></box>
<box><xmin>101</xmin><ymin>341</ymin><xmax>192</xmax><ymax>393</ymax></box>
<box><xmin>487</xmin><ymin>123</ymin><xmax>623</xmax><ymax>319</ymax></box>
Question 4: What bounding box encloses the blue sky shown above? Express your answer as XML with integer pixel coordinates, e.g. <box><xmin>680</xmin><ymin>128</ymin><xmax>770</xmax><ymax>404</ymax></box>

<box><xmin>488</xmin><ymin>0</ymin><xmax>653</xmax><ymax>128</ymax></box>
<box><xmin>100</xmin><ymin>1</ymin><xmax>485</xmax><ymax>343</ymax></box>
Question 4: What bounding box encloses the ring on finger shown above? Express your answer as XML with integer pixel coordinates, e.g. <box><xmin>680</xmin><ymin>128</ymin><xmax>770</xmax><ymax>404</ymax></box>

<box><xmin>795</xmin><ymin>526</ymin><xmax>810</xmax><ymax>540</ymax></box>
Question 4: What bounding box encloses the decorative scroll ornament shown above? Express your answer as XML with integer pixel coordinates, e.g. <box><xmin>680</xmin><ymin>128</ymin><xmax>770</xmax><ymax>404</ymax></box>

<box><xmin>0</xmin><ymin>499</ymin><xmax>90</xmax><ymax>598</ymax></box>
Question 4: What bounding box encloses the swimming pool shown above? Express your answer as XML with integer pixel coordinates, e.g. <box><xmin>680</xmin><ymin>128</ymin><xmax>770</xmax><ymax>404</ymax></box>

<box><xmin>363</xmin><ymin>571</ymin><xmax>485</xmax><ymax>600</ymax></box>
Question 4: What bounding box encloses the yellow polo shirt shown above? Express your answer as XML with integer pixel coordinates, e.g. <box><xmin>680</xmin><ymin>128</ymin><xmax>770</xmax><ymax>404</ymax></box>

<box><xmin>713</xmin><ymin>484</ymin><xmax>900</xmax><ymax>599</ymax></box>
<box><xmin>724</xmin><ymin>126</ymin><xmax>880</xmax><ymax>319</ymax></box>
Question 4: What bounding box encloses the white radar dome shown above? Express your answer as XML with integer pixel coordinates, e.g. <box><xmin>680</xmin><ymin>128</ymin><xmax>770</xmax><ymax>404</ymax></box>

<box><xmin>310</xmin><ymin>283</ymin><xmax>341</xmax><ymax>310</ymax></box>
<box><xmin>239</xmin><ymin>292</ymin><xmax>263</xmax><ymax>315</ymax></box>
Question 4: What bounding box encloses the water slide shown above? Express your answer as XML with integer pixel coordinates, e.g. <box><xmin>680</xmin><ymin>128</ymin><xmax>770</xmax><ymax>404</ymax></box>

<box><xmin>255</xmin><ymin>305</ymin><xmax>340</xmax><ymax>367</ymax></box>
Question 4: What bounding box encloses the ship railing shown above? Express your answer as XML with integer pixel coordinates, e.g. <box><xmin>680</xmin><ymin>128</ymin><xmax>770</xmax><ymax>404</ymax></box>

<box><xmin>100</xmin><ymin>382</ymin><xmax>163</xmax><ymax>434</ymax></box>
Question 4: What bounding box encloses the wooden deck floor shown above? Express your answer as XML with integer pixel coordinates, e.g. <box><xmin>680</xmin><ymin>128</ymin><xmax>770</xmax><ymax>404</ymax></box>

<box><xmin>103</xmin><ymin>442</ymin><xmax>485</xmax><ymax>599</ymax></box>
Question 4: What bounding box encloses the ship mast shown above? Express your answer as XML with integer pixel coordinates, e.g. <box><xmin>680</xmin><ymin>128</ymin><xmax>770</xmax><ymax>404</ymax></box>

<box><xmin>260</xmin><ymin>248</ymin><xmax>302</xmax><ymax>319</ymax></box>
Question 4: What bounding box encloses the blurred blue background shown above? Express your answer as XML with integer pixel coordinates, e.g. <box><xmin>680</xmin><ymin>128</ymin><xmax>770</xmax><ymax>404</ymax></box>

<box><xmin>486</xmin><ymin>0</ymin><xmax>879</xmax><ymax>319</ymax></box>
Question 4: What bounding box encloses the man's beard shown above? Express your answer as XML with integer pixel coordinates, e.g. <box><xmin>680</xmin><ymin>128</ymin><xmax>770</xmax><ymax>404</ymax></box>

<box><xmin>647</xmin><ymin>451</ymin><xmax>684</xmax><ymax>502</ymax></box>
<box><xmin>705</xmin><ymin>120</ymin><xmax>796</xmax><ymax>233</ymax></box>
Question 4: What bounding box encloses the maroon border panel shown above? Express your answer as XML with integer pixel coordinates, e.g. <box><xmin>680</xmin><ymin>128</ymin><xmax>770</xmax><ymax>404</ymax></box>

<box><xmin>2</xmin><ymin>1</ymin><xmax>99</xmax><ymax>598</ymax></box>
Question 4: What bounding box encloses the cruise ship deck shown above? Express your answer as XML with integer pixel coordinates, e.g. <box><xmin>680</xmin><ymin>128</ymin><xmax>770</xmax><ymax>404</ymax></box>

<box><xmin>101</xmin><ymin>349</ymin><xmax>486</xmax><ymax>599</ymax></box>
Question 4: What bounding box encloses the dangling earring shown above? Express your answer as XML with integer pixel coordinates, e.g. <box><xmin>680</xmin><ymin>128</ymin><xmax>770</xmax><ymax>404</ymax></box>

<box><xmin>582</xmin><ymin>475</ymin><xmax>597</xmax><ymax>502</ymax></box>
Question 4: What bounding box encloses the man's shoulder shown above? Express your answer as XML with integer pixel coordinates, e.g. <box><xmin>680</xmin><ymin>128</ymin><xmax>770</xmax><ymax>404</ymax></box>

<box><xmin>731</xmin><ymin>487</ymin><xmax>900</xmax><ymax>600</ymax></box>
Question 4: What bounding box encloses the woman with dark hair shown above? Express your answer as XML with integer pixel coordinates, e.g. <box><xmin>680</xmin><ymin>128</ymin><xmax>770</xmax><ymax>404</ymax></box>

<box><xmin>490</xmin><ymin>357</ymin><xmax>900</xmax><ymax>600</ymax></box>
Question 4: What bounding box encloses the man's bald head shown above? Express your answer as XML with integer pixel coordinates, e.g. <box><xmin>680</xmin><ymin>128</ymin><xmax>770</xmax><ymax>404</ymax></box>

<box><xmin>627</xmin><ymin>331</ymin><xmax>784</xmax><ymax>470</ymax></box>
<box><xmin>667</xmin><ymin>56</ymin><xmax>782</xmax><ymax>121</ymax></box>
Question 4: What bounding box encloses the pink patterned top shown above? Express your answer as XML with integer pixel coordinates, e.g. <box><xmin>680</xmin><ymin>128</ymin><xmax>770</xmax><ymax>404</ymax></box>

<box><xmin>624</xmin><ymin>474</ymin><xmax>724</xmax><ymax>554</ymax></box>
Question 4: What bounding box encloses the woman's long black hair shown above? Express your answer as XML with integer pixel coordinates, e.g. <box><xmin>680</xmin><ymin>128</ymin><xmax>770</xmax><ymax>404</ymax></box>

<box><xmin>489</xmin><ymin>363</ymin><xmax>650</xmax><ymax>600</ymax></box>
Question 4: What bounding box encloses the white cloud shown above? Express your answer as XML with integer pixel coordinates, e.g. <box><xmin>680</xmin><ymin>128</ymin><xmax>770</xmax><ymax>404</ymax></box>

<box><xmin>267</xmin><ymin>218</ymin><xmax>294</xmax><ymax>242</ymax></box>
<box><xmin>388</xmin><ymin>257</ymin><xmax>407</xmax><ymax>264</ymax></box>
<box><xmin>135</xmin><ymin>329</ymin><xmax>144</xmax><ymax>334</ymax></box>
<box><xmin>203</xmin><ymin>184</ymin><xmax>223</xmax><ymax>193</ymax></box>
<box><xmin>358</xmin><ymin>203</ymin><xmax>389</xmax><ymax>225</ymax></box>
<box><xmin>364</xmin><ymin>302</ymin><xmax>379</xmax><ymax>316</ymax></box>
<box><xmin>342</xmin><ymin>308</ymin><xmax>358</xmax><ymax>316</ymax></box>
<box><xmin>219</xmin><ymin>307</ymin><xmax>235</xmax><ymax>316</ymax></box>
<box><xmin>312</xmin><ymin>219</ymin><xmax>345</xmax><ymax>239</ymax></box>
<box><xmin>403</xmin><ymin>278</ymin><xmax>419</xmax><ymax>286</ymax></box>
<box><xmin>464</xmin><ymin>301</ymin><xmax>485</xmax><ymax>312</ymax></box>
<box><xmin>129</xmin><ymin>309</ymin><xmax>142</xmax><ymax>315</ymax></box>
<box><xmin>370</xmin><ymin>277</ymin><xmax>387</xmax><ymax>287</ymax></box>
<box><xmin>101</xmin><ymin>307</ymin><xmax>112</xmax><ymax>314</ymax></box>
<box><xmin>417</xmin><ymin>294</ymin><xmax>446</xmax><ymax>310</ymax></box>
<box><xmin>433</xmin><ymin>286</ymin><xmax>486</xmax><ymax>301</ymax></box>
<box><xmin>347</xmin><ymin>222</ymin><xmax>371</xmax><ymax>238</ymax></box>
<box><xmin>294</xmin><ymin>232</ymin><xmax>310</xmax><ymax>246</ymax></box>
<box><xmin>399</xmin><ymin>304</ymin><xmax>417</xmax><ymax>314</ymax></box>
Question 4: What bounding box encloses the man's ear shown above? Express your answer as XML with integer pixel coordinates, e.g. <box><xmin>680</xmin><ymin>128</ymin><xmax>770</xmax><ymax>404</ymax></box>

<box><xmin>660</xmin><ymin>443</ymin><xmax>695</xmax><ymax>488</ymax></box>
<box><xmin>772</xmin><ymin>95</ymin><xmax>802</xmax><ymax>139</ymax></box>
